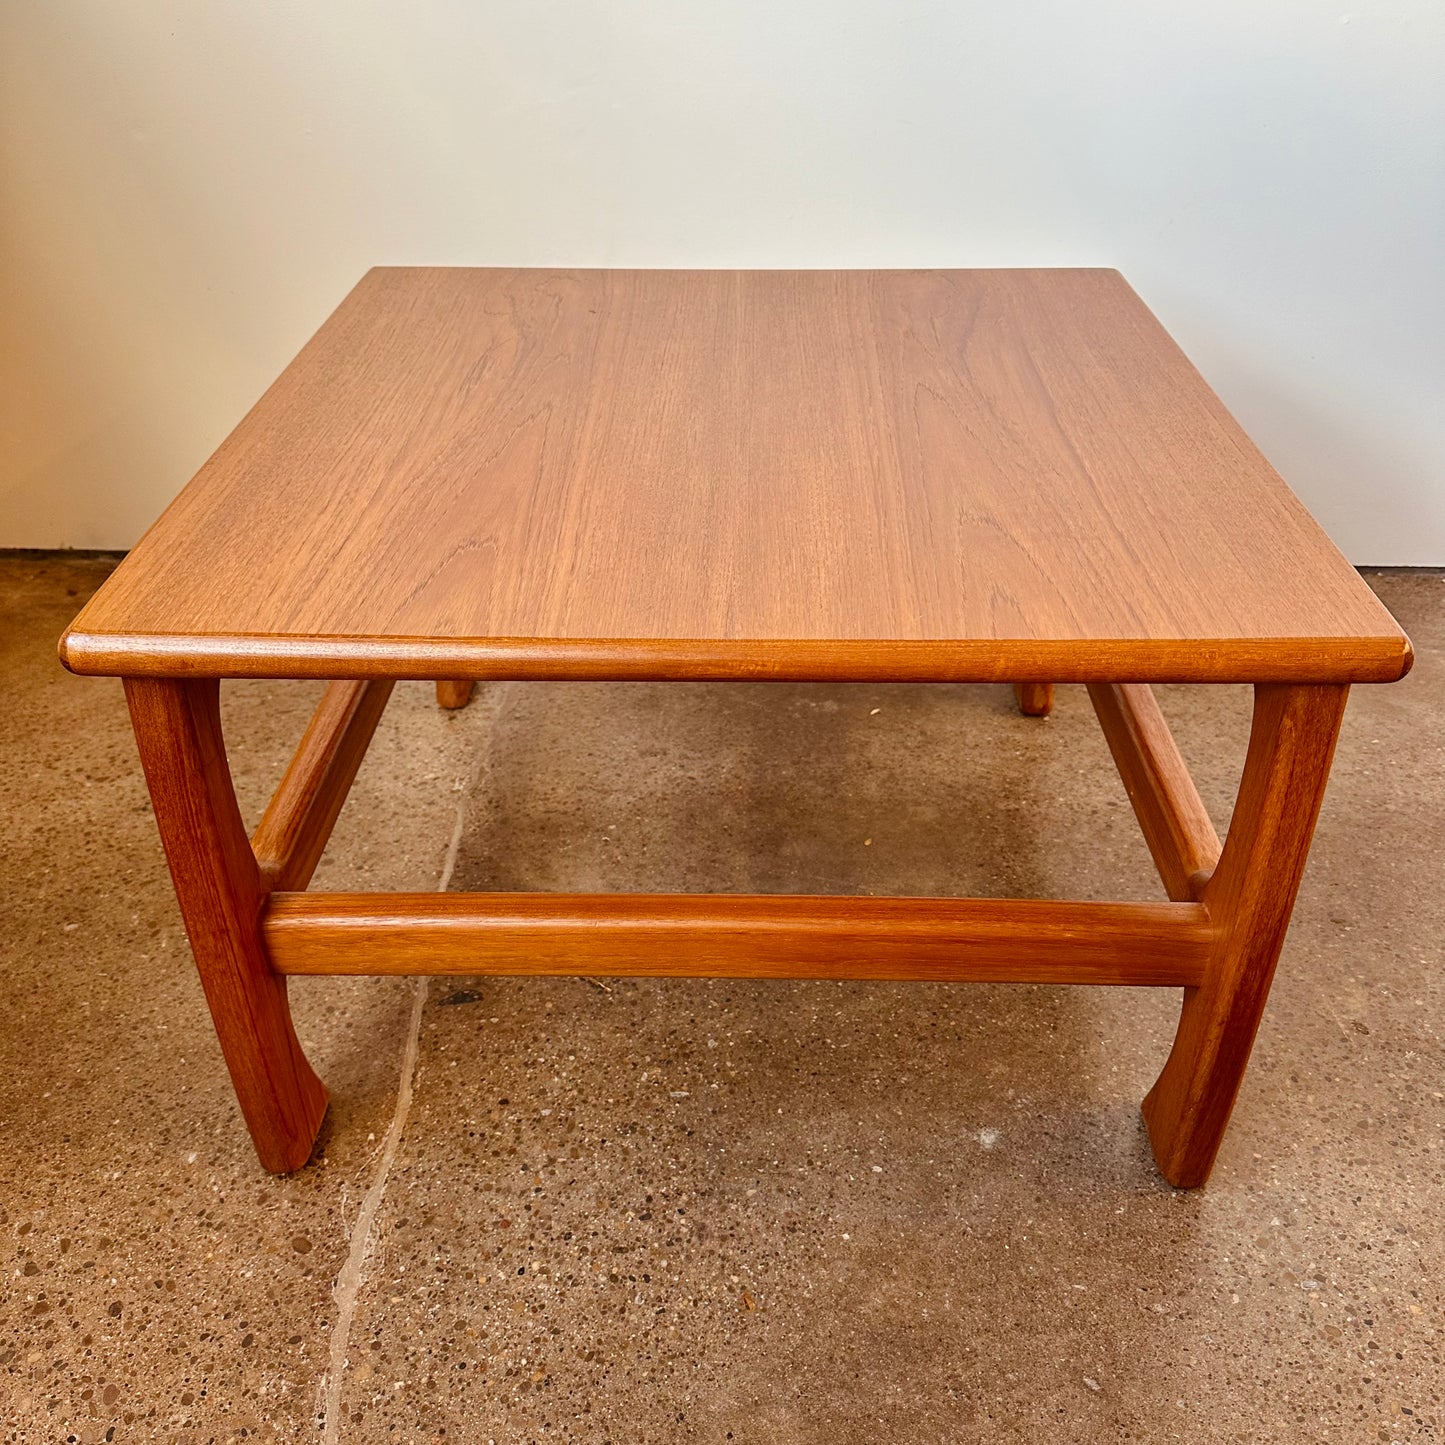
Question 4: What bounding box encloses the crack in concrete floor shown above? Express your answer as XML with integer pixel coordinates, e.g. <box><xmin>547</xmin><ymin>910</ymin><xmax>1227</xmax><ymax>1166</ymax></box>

<box><xmin>320</xmin><ymin>686</ymin><xmax>509</xmax><ymax>1440</ymax></box>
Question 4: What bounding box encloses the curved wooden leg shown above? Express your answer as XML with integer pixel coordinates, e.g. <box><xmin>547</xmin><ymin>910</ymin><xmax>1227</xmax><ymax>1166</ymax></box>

<box><xmin>125</xmin><ymin>678</ymin><xmax>328</xmax><ymax>1173</ymax></box>
<box><xmin>436</xmin><ymin>681</ymin><xmax>475</xmax><ymax>710</ymax></box>
<box><xmin>1013</xmin><ymin>682</ymin><xmax>1054</xmax><ymax>716</ymax></box>
<box><xmin>1143</xmin><ymin>683</ymin><xmax>1348</xmax><ymax>1187</ymax></box>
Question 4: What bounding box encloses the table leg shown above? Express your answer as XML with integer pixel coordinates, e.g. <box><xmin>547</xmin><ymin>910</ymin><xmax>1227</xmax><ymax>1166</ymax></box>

<box><xmin>1013</xmin><ymin>682</ymin><xmax>1054</xmax><ymax>716</ymax></box>
<box><xmin>436</xmin><ymin>681</ymin><xmax>475</xmax><ymax>710</ymax></box>
<box><xmin>1142</xmin><ymin>683</ymin><xmax>1348</xmax><ymax>1186</ymax></box>
<box><xmin>125</xmin><ymin>678</ymin><xmax>328</xmax><ymax>1172</ymax></box>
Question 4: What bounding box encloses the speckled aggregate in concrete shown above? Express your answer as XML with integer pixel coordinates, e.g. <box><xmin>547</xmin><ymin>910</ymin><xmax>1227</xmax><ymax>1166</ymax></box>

<box><xmin>1</xmin><ymin>556</ymin><xmax>1441</xmax><ymax>1443</ymax></box>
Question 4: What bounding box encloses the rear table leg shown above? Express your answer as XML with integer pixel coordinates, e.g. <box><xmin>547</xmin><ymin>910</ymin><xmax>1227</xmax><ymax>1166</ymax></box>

<box><xmin>1014</xmin><ymin>682</ymin><xmax>1054</xmax><ymax>716</ymax></box>
<box><xmin>125</xmin><ymin>678</ymin><xmax>328</xmax><ymax>1173</ymax></box>
<box><xmin>1143</xmin><ymin>683</ymin><xmax>1349</xmax><ymax>1187</ymax></box>
<box><xmin>436</xmin><ymin>681</ymin><xmax>475</xmax><ymax>710</ymax></box>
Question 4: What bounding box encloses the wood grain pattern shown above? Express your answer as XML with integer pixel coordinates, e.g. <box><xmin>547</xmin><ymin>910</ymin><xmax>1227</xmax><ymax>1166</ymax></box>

<box><xmin>1088</xmin><ymin>682</ymin><xmax>1222</xmax><ymax>900</ymax></box>
<box><xmin>1143</xmin><ymin>682</ymin><xmax>1349</xmax><ymax>1186</ymax></box>
<box><xmin>262</xmin><ymin>891</ymin><xmax>1213</xmax><ymax>986</ymax></box>
<box><xmin>251</xmin><ymin>678</ymin><xmax>393</xmax><ymax>891</ymax></box>
<box><xmin>125</xmin><ymin>678</ymin><xmax>327</xmax><ymax>1172</ymax></box>
<box><xmin>61</xmin><ymin>268</ymin><xmax>1411</xmax><ymax>685</ymax></box>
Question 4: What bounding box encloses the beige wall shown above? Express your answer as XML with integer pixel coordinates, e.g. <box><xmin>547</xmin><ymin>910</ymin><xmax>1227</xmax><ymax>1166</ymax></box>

<box><xmin>3</xmin><ymin>1</ymin><xmax>1442</xmax><ymax>560</ymax></box>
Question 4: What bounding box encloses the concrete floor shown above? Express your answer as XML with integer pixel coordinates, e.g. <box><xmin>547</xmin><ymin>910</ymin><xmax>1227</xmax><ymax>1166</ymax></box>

<box><xmin>1</xmin><ymin>555</ymin><xmax>1441</xmax><ymax>1444</ymax></box>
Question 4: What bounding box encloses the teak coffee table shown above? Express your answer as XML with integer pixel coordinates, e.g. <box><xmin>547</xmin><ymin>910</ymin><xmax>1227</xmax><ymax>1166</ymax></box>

<box><xmin>61</xmin><ymin>268</ymin><xmax>1412</xmax><ymax>1187</ymax></box>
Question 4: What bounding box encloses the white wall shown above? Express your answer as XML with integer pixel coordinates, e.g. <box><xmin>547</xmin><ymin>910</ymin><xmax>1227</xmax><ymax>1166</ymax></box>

<box><xmin>3</xmin><ymin>1</ymin><xmax>1442</xmax><ymax>561</ymax></box>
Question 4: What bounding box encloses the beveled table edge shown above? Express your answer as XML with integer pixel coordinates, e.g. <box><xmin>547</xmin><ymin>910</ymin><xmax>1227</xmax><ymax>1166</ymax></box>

<box><xmin>59</xmin><ymin>628</ymin><xmax>1414</xmax><ymax>685</ymax></box>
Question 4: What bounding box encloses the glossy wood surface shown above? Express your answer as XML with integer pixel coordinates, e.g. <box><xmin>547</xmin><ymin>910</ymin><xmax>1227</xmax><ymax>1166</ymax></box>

<box><xmin>1143</xmin><ymin>682</ymin><xmax>1348</xmax><ymax>1186</ymax></box>
<box><xmin>251</xmin><ymin>678</ymin><xmax>393</xmax><ymax>891</ymax></box>
<box><xmin>1088</xmin><ymin>682</ymin><xmax>1222</xmax><ymax>900</ymax></box>
<box><xmin>125</xmin><ymin>678</ymin><xmax>327</xmax><ymax>1172</ymax></box>
<box><xmin>262</xmin><ymin>892</ymin><xmax>1212</xmax><ymax>986</ymax></box>
<box><xmin>62</xmin><ymin>268</ymin><xmax>1410</xmax><ymax>684</ymax></box>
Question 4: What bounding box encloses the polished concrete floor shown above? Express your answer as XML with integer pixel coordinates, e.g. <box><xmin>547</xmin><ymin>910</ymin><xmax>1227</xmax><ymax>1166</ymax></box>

<box><xmin>2</xmin><ymin>556</ymin><xmax>1441</xmax><ymax>1443</ymax></box>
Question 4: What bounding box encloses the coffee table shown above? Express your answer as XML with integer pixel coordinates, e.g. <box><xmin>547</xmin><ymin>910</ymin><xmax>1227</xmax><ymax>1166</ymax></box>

<box><xmin>61</xmin><ymin>268</ymin><xmax>1412</xmax><ymax>1186</ymax></box>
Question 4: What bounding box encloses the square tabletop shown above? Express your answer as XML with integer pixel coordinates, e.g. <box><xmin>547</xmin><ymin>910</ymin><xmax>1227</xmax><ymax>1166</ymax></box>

<box><xmin>61</xmin><ymin>267</ymin><xmax>1411</xmax><ymax>685</ymax></box>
